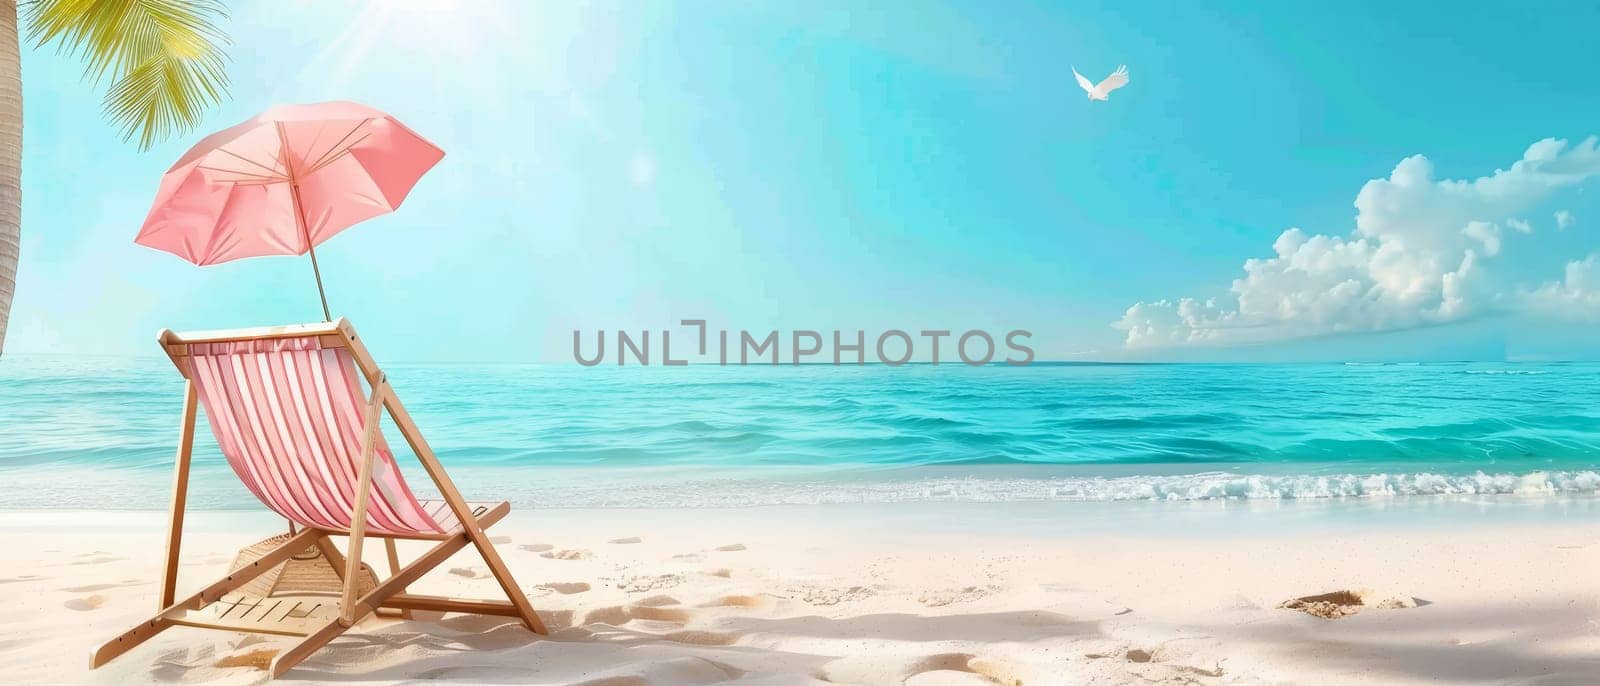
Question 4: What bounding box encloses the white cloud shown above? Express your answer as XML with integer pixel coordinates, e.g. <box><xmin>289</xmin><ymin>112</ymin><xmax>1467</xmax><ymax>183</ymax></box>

<box><xmin>1526</xmin><ymin>254</ymin><xmax>1600</xmax><ymax>321</ymax></box>
<box><xmin>1115</xmin><ymin>136</ymin><xmax>1600</xmax><ymax>348</ymax></box>
<box><xmin>1555</xmin><ymin>210</ymin><xmax>1575</xmax><ymax>230</ymax></box>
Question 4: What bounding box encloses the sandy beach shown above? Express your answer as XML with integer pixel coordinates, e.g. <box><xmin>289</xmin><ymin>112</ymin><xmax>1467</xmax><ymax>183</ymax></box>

<box><xmin>4</xmin><ymin>2</ymin><xmax>1598</xmax><ymax>685</ymax></box>
<box><xmin>2</xmin><ymin>500</ymin><xmax>1597</xmax><ymax>685</ymax></box>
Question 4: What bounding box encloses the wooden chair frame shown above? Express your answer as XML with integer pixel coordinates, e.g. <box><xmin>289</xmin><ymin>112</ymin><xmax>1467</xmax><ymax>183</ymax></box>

<box><xmin>90</xmin><ymin>319</ymin><xmax>547</xmax><ymax>678</ymax></box>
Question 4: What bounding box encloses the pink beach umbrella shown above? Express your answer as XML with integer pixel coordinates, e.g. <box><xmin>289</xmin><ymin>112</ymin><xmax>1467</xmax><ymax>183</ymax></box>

<box><xmin>135</xmin><ymin>101</ymin><xmax>444</xmax><ymax>321</ymax></box>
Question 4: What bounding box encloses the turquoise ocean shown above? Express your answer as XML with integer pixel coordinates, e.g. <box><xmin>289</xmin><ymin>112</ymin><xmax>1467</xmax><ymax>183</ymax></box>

<box><xmin>2</xmin><ymin>356</ymin><xmax>1599</xmax><ymax>511</ymax></box>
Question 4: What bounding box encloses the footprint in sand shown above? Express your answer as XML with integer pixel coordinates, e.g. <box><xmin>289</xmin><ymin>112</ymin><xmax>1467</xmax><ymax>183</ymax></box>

<box><xmin>905</xmin><ymin>672</ymin><xmax>993</xmax><ymax>686</ymax></box>
<box><xmin>449</xmin><ymin>567</ymin><xmax>491</xmax><ymax>579</ymax></box>
<box><xmin>905</xmin><ymin>653</ymin><xmax>980</xmax><ymax>675</ymax></box>
<box><xmin>580</xmin><ymin>601</ymin><xmax>691</xmax><ymax>626</ymax></box>
<box><xmin>566</xmin><ymin>658</ymin><xmax>743</xmax><ymax>686</ymax></box>
<box><xmin>701</xmin><ymin>594</ymin><xmax>765</xmax><ymax>608</ymax></box>
<box><xmin>538</xmin><ymin>581</ymin><xmax>591</xmax><ymax>594</ymax></box>
<box><xmin>608</xmin><ymin>537</ymin><xmax>642</xmax><ymax>545</ymax></box>
<box><xmin>1112</xmin><ymin>649</ymin><xmax>1222</xmax><ymax>678</ymax></box>
<box><xmin>63</xmin><ymin>583</ymin><xmax>126</xmax><ymax>593</ymax></box>
<box><xmin>826</xmin><ymin>653</ymin><xmax>1018</xmax><ymax>686</ymax></box>
<box><xmin>1278</xmin><ymin>589</ymin><xmax>1418</xmax><ymax>620</ymax></box>
<box><xmin>701</xmin><ymin>568</ymin><xmax>732</xmax><ymax>578</ymax></box>
<box><xmin>67</xmin><ymin>553</ymin><xmax>126</xmax><ymax>566</ymax></box>
<box><xmin>581</xmin><ymin>605</ymin><xmax>632</xmax><ymax>626</ymax></box>
<box><xmin>489</xmin><ymin>535</ymin><xmax>512</xmax><ymax>544</ymax></box>
<box><xmin>917</xmin><ymin>586</ymin><xmax>995</xmax><ymax>608</ymax></box>
<box><xmin>519</xmin><ymin>543</ymin><xmax>554</xmax><ymax>553</ymax></box>
<box><xmin>613</xmin><ymin>574</ymin><xmax>683</xmax><ymax>593</ymax></box>
<box><xmin>1179</xmin><ymin>663</ymin><xmax>1227</xmax><ymax>678</ymax></box>
<box><xmin>541</xmin><ymin>549</ymin><xmax>592</xmax><ymax>561</ymax></box>
<box><xmin>65</xmin><ymin>595</ymin><xmax>106</xmax><ymax>611</ymax></box>
<box><xmin>213</xmin><ymin>648</ymin><xmax>279</xmax><ymax>670</ymax></box>
<box><xmin>801</xmin><ymin>586</ymin><xmax>873</xmax><ymax>606</ymax></box>
<box><xmin>537</xmin><ymin>610</ymin><xmax>579</xmax><ymax>632</ymax></box>
<box><xmin>1224</xmin><ymin>594</ymin><xmax>1261</xmax><ymax>611</ymax></box>
<box><xmin>566</xmin><ymin>678</ymin><xmax>638</xmax><ymax>686</ymax></box>
<box><xmin>664</xmin><ymin>630</ymin><xmax>740</xmax><ymax>646</ymax></box>
<box><xmin>967</xmin><ymin>657</ymin><xmax>1026</xmax><ymax>685</ymax></box>
<box><xmin>713</xmin><ymin>544</ymin><xmax>746</xmax><ymax>552</ymax></box>
<box><xmin>629</xmin><ymin>604</ymin><xmax>691</xmax><ymax>623</ymax></box>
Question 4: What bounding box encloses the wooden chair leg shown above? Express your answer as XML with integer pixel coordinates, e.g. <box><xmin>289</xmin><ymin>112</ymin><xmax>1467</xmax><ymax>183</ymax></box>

<box><xmin>269</xmin><ymin>529</ymin><xmax>478</xmax><ymax>677</ymax></box>
<box><xmin>468</xmin><ymin>531</ymin><xmax>546</xmax><ymax>634</ymax></box>
<box><xmin>91</xmin><ymin>528</ymin><xmax>322</xmax><ymax>670</ymax></box>
<box><xmin>384</xmin><ymin>538</ymin><xmax>413</xmax><ymax>619</ymax></box>
<box><xmin>314</xmin><ymin>535</ymin><xmax>348</xmax><ymax>578</ymax></box>
<box><xmin>383</xmin><ymin>538</ymin><xmax>402</xmax><ymax>576</ymax></box>
<box><xmin>160</xmin><ymin>381</ymin><xmax>198</xmax><ymax>609</ymax></box>
<box><xmin>338</xmin><ymin>376</ymin><xmax>386</xmax><ymax>627</ymax></box>
<box><xmin>320</xmin><ymin>530</ymin><xmax>412</xmax><ymax>617</ymax></box>
<box><xmin>90</xmin><ymin>617</ymin><xmax>177</xmax><ymax>669</ymax></box>
<box><xmin>382</xmin><ymin>389</ymin><xmax>546</xmax><ymax>634</ymax></box>
<box><xmin>268</xmin><ymin>615</ymin><xmax>350</xmax><ymax>678</ymax></box>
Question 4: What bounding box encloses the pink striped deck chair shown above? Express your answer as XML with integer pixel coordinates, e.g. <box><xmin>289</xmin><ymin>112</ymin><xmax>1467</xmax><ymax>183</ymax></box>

<box><xmin>93</xmin><ymin>319</ymin><xmax>547</xmax><ymax>678</ymax></box>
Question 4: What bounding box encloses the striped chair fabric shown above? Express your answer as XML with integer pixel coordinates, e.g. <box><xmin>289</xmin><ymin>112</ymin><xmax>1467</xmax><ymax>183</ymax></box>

<box><xmin>183</xmin><ymin>335</ymin><xmax>452</xmax><ymax>536</ymax></box>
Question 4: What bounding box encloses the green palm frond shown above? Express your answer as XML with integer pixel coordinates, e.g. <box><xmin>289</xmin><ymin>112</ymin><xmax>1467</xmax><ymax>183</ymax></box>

<box><xmin>24</xmin><ymin>0</ymin><xmax>231</xmax><ymax>149</ymax></box>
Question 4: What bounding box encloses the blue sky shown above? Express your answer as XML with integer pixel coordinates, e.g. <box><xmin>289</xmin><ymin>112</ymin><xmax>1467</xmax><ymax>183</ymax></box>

<box><xmin>7</xmin><ymin>0</ymin><xmax>1600</xmax><ymax>362</ymax></box>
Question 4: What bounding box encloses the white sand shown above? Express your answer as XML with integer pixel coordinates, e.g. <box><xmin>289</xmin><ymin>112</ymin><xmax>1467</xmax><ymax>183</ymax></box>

<box><xmin>2</xmin><ymin>503</ymin><xmax>1597</xmax><ymax>685</ymax></box>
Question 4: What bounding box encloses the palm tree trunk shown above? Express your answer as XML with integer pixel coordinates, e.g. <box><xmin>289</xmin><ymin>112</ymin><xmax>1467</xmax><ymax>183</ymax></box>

<box><xmin>0</xmin><ymin>0</ymin><xmax>20</xmax><ymax>357</ymax></box>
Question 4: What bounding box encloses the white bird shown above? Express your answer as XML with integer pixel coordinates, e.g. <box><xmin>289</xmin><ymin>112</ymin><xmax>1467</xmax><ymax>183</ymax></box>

<box><xmin>1073</xmin><ymin>65</ymin><xmax>1130</xmax><ymax>101</ymax></box>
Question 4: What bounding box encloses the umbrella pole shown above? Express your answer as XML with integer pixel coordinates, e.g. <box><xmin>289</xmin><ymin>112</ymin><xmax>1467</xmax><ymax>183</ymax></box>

<box><xmin>279</xmin><ymin>121</ymin><xmax>332</xmax><ymax>323</ymax></box>
<box><xmin>307</xmin><ymin>244</ymin><xmax>332</xmax><ymax>322</ymax></box>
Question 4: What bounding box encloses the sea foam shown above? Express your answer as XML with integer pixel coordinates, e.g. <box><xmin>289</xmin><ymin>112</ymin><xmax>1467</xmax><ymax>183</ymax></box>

<box><xmin>445</xmin><ymin>468</ymin><xmax>1600</xmax><ymax>508</ymax></box>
